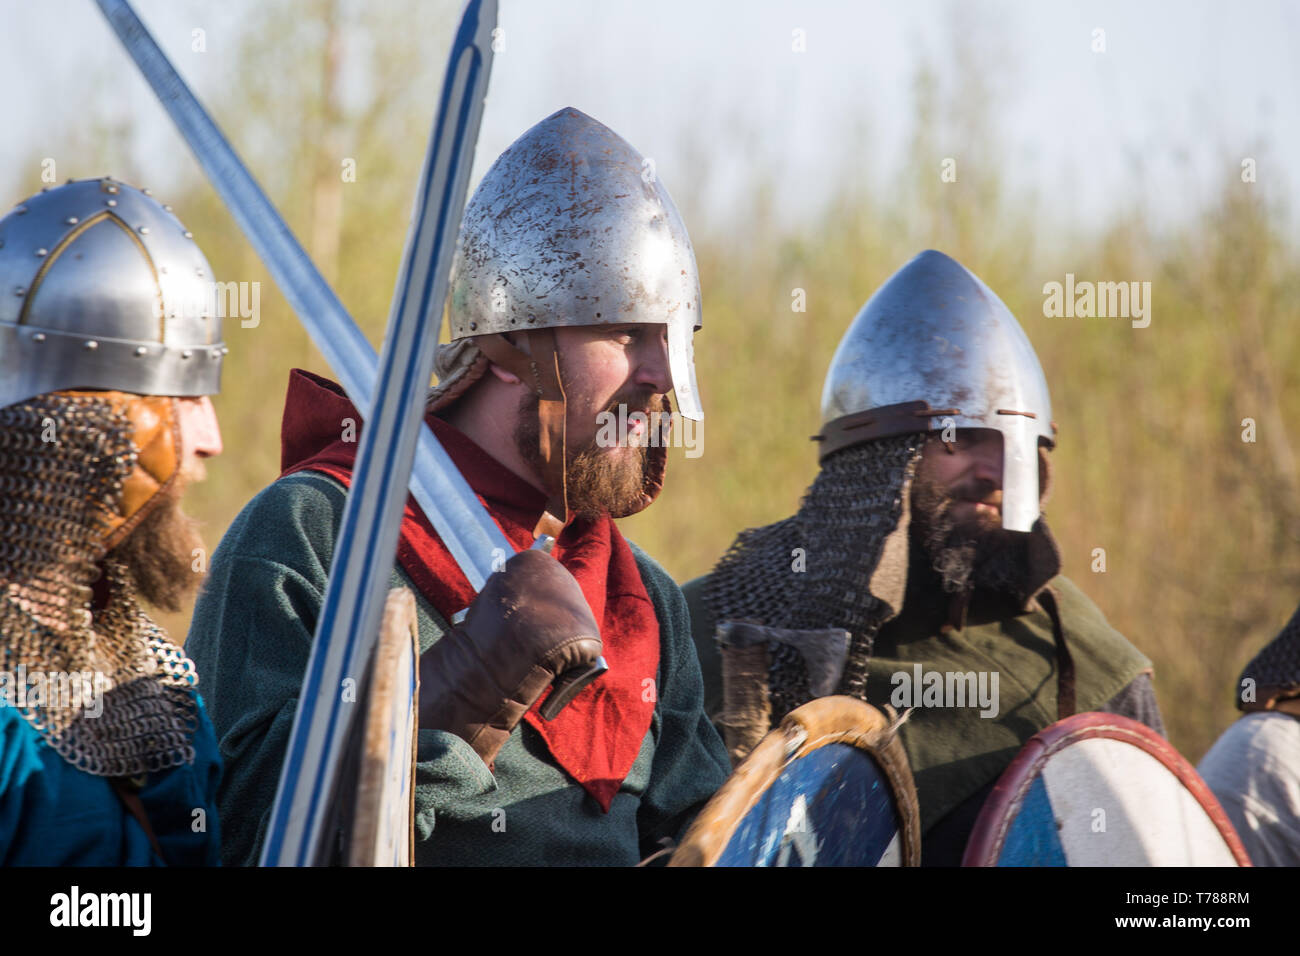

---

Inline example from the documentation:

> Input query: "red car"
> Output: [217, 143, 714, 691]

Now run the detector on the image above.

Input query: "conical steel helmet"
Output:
[0, 178, 225, 408]
[448, 107, 703, 420]
[819, 250, 1054, 532]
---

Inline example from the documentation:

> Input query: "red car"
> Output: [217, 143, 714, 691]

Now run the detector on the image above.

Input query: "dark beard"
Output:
[109, 477, 206, 612]
[513, 389, 655, 521]
[909, 470, 1030, 597]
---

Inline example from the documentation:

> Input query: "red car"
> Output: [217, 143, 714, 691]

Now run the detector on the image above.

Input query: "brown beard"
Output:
[108, 474, 206, 612]
[909, 469, 1031, 596]
[513, 388, 656, 521]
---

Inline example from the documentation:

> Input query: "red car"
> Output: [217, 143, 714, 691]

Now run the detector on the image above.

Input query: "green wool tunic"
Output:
[683, 573, 1153, 838]
[187, 472, 731, 866]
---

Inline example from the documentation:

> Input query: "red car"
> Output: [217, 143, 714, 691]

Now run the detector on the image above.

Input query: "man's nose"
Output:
[185, 396, 223, 458]
[635, 328, 673, 396]
[971, 436, 1003, 486]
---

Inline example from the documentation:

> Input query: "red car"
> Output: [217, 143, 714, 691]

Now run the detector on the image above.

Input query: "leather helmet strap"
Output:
[528, 328, 569, 536]
[476, 331, 569, 537]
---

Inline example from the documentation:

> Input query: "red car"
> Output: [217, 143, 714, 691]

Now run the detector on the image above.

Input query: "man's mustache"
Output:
[598, 389, 664, 420]
[949, 480, 1002, 508]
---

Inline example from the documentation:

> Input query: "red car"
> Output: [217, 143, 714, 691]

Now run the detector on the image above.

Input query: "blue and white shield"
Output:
[670, 696, 920, 867]
[963, 712, 1252, 867]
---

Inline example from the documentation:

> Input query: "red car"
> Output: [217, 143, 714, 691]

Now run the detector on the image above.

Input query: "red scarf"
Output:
[278, 370, 659, 812]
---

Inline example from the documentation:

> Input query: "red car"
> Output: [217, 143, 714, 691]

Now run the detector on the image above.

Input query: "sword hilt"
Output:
[540, 656, 609, 721]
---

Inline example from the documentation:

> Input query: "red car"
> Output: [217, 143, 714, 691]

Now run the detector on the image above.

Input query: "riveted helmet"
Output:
[818, 250, 1054, 532]
[0, 177, 225, 406]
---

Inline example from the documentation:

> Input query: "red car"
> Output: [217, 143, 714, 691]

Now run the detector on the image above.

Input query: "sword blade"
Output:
[94, 0, 509, 590]
[260, 0, 498, 866]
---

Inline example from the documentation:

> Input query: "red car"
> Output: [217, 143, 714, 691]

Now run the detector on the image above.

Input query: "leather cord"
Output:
[109, 776, 166, 863]
[1038, 587, 1076, 720]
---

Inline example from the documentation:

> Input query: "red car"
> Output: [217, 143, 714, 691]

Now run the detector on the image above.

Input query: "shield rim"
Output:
[962, 712, 1252, 867]
[669, 695, 921, 867]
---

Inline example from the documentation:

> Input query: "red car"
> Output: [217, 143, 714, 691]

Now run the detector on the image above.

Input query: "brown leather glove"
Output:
[418, 549, 603, 768]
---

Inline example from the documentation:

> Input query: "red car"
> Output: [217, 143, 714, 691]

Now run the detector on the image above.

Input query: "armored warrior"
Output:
[187, 107, 730, 865]
[0, 178, 225, 865]
[683, 250, 1165, 865]
[1198, 603, 1300, 865]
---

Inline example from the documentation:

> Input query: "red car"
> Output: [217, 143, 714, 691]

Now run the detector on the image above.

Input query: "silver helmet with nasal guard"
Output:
[818, 250, 1054, 532]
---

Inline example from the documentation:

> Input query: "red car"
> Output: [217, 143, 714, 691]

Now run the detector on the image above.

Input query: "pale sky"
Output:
[2, 0, 1296, 238]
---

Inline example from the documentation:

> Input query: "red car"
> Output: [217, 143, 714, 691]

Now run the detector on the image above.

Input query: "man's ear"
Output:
[488, 362, 522, 385]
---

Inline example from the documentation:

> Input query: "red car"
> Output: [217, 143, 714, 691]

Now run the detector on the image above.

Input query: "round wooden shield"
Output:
[669, 696, 921, 867]
[347, 587, 420, 867]
[963, 712, 1252, 867]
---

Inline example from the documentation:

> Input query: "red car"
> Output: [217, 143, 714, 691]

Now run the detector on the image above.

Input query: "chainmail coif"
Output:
[0, 394, 199, 777]
[1239, 600, 1300, 708]
[705, 435, 924, 721]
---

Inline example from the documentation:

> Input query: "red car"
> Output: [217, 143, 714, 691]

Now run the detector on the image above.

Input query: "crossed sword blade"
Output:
[95, 0, 504, 865]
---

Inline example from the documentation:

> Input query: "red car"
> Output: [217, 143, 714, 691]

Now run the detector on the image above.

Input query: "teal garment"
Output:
[186, 471, 731, 866]
[0, 691, 223, 866]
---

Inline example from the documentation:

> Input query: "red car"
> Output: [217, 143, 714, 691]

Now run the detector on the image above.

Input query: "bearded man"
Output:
[0, 178, 225, 865]
[683, 250, 1165, 865]
[187, 108, 730, 866]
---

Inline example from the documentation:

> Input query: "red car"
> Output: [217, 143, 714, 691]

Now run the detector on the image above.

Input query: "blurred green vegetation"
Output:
[11, 1, 1297, 764]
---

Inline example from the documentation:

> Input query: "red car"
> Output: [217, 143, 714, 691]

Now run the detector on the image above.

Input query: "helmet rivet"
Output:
[35, 248, 47, 257]
[32, 333, 45, 343]
[14, 287, 25, 296]
[14, 206, 27, 216]
[139, 226, 149, 235]
[106, 199, 117, 207]
[181, 349, 193, 359]
[159, 265, 168, 274]
[40, 187, 48, 193]
[196, 267, 204, 277]
[142, 188, 152, 196]
[105, 184, 119, 194]
[163, 204, 173, 212]
[222, 346, 230, 355]
[134, 346, 148, 357]
[211, 350, 220, 359]
[65, 216, 78, 225]
[469, 321, 477, 331]
[84, 340, 98, 351]
[183, 231, 193, 239]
